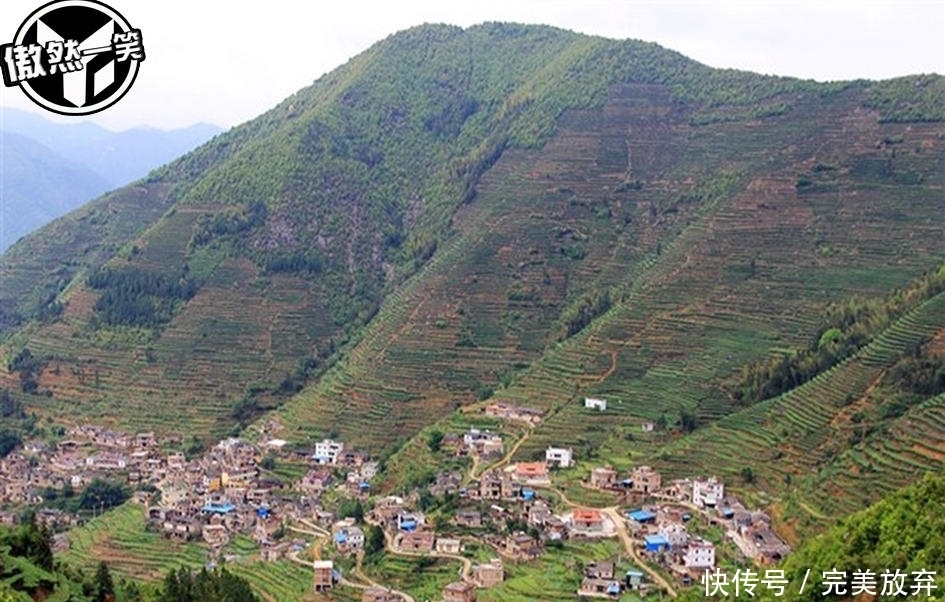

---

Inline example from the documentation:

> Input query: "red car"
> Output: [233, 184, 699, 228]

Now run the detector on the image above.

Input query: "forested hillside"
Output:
[0, 23, 941, 529]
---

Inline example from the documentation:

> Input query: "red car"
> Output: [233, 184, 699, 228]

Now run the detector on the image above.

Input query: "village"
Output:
[0, 397, 793, 601]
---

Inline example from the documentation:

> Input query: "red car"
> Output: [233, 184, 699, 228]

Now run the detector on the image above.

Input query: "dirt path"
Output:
[602, 506, 678, 598]
[535, 484, 678, 598]
[477, 427, 532, 478]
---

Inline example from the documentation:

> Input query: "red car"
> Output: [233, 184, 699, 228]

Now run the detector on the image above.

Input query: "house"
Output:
[506, 532, 542, 561]
[739, 524, 792, 564]
[545, 446, 574, 468]
[473, 558, 504, 587]
[692, 477, 724, 508]
[312, 560, 334, 592]
[333, 524, 365, 553]
[500, 477, 522, 500]
[483, 402, 543, 425]
[313, 439, 344, 465]
[625, 569, 646, 590]
[641, 421, 655, 432]
[513, 462, 550, 484]
[630, 466, 662, 494]
[585, 560, 615, 580]
[396, 512, 425, 532]
[298, 468, 333, 494]
[626, 509, 656, 525]
[362, 588, 404, 602]
[429, 471, 463, 497]
[659, 522, 689, 548]
[201, 525, 230, 547]
[682, 539, 715, 569]
[570, 508, 605, 536]
[261, 541, 291, 562]
[644, 533, 670, 553]
[584, 397, 607, 411]
[436, 537, 462, 554]
[471, 472, 503, 499]
[579, 578, 622, 598]
[442, 581, 477, 602]
[462, 429, 504, 458]
[453, 508, 483, 528]
[543, 515, 569, 541]
[397, 530, 435, 553]
[527, 500, 552, 526]
[590, 466, 617, 489]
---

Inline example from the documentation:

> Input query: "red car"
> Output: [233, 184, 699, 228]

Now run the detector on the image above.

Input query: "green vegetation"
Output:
[733, 265, 945, 404]
[755, 475, 945, 602]
[0, 28, 941, 600]
[87, 266, 197, 329]
[154, 567, 259, 602]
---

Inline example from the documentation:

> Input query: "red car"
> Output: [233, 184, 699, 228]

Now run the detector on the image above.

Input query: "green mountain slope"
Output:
[762, 474, 944, 602]
[0, 22, 942, 478]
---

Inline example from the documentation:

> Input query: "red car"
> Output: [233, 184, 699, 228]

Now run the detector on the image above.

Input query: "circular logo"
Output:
[2, 0, 145, 116]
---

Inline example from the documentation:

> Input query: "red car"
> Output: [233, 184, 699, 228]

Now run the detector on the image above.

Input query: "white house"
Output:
[692, 477, 725, 508]
[584, 397, 607, 411]
[545, 446, 574, 468]
[313, 439, 344, 465]
[683, 539, 716, 569]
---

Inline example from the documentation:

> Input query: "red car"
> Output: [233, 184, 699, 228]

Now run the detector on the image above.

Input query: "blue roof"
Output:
[335, 532, 347, 543]
[607, 582, 621, 594]
[626, 569, 645, 577]
[628, 509, 656, 522]
[201, 502, 235, 514]
[644, 534, 669, 545]
[359, 482, 371, 489]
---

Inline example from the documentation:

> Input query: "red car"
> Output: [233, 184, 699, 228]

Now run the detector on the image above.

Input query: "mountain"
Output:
[0, 107, 222, 187]
[0, 131, 112, 250]
[0, 109, 221, 251]
[0, 22, 942, 530]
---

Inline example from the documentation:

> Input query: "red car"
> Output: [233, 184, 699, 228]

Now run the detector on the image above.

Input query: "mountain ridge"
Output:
[0, 22, 941, 532]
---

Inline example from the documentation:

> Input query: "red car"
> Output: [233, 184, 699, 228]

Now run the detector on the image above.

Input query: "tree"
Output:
[426, 430, 444, 453]
[678, 408, 697, 433]
[740, 466, 755, 484]
[365, 524, 385, 557]
[93, 561, 114, 602]
[338, 498, 364, 523]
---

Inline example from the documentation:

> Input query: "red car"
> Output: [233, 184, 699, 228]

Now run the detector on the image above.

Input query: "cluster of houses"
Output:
[578, 560, 649, 599]
[587, 466, 793, 582]
[441, 428, 504, 460]
[0, 425, 178, 508]
[0, 409, 799, 600]
[144, 435, 379, 562]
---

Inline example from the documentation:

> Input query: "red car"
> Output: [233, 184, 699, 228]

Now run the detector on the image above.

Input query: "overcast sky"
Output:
[1, 0, 943, 131]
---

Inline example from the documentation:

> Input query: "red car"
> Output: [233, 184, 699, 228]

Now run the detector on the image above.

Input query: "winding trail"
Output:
[534, 484, 679, 598]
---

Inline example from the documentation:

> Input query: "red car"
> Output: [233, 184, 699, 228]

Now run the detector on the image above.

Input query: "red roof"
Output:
[573, 508, 602, 523]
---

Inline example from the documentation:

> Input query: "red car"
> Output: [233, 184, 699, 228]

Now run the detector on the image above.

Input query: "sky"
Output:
[0, 0, 943, 131]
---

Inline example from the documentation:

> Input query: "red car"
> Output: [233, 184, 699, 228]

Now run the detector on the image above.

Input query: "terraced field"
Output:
[650, 290, 945, 517]
[60, 503, 335, 601]
[1, 242, 343, 439]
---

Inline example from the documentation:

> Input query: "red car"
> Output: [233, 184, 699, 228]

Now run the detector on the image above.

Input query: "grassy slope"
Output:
[0, 22, 940, 528]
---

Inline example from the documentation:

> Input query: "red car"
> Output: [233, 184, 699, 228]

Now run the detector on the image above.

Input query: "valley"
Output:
[0, 22, 942, 602]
